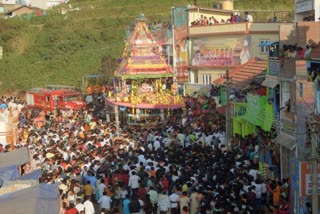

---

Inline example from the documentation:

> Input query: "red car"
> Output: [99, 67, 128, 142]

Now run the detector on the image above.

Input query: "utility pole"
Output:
[310, 121, 319, 214]
[225, 69, 232, 151]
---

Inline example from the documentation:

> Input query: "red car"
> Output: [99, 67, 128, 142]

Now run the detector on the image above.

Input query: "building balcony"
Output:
[268, 57, 280, 76]
[188, 22, 293, 37]
[279, 111, 296, 135]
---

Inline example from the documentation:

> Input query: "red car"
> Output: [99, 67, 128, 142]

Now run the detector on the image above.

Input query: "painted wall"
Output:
[190, 33, 278, 69]
[197, 69, 225, 84]
[251, 34, 279, 59]
[191, 35, 252, 66]
[30, 0, 46, 10]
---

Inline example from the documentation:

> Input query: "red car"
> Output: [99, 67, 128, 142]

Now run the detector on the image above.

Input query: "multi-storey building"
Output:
[248, 20, 320, 213]
[171, 2, 319, 212]
[183, 6, 292, 85]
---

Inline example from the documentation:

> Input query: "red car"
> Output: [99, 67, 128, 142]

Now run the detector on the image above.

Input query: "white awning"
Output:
[262, 79, 278, 88]
[274, 133, 296, 150]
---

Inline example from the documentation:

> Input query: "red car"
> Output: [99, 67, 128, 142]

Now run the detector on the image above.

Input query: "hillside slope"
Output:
[0, 0, 293, 94]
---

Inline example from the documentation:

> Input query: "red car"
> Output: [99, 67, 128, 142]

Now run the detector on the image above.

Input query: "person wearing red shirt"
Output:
[136, 184, 147, 200]
[161, 174, 169, 192]
[66, 203, 79, 214]
[121, 171, 130, 186]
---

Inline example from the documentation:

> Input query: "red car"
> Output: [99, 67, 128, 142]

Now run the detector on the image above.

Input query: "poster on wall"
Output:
[191, 36, 252, 66]
[300, 161, 320, 196]
[172, 7, 189, 83]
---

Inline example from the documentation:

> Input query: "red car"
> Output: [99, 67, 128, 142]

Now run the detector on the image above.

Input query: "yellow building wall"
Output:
[251, 34, 279, 60]
[197, 69, 226, 85]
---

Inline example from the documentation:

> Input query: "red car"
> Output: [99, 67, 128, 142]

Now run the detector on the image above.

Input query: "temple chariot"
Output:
[106, 14, 185, 127]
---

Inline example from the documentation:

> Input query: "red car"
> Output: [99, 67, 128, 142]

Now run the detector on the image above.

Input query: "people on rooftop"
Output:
[190, 11, 253, 26]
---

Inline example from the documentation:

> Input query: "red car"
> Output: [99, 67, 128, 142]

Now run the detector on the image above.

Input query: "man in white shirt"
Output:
[147, 142, 153, 151]
[153, 138, 161, 151]
[169, 189, 180, 214]
[248, 168, 260, 180]
[162, 136, 172, 147]
[158, 191, 170, 213]
[57, 146, 69, 161]
[98, 191, 112, 211]
[59, 180, 68, 195]
[176, 131, 186, 147]
[75, 198, 85, 213]
[83, 196, 95, 214]
[244, 11, 253, 22]
[137, 153, 146, 165]
[128, 171, 140, 196]
[97, 178, 106, 199]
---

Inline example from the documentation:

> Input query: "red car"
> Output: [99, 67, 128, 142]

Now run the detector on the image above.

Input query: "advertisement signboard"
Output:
[172, 7, 189, 83]
[300, 162, 320, 196]
[191, 36, 252, 67]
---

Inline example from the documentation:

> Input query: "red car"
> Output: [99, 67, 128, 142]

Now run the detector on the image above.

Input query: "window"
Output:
[259, 40, 270, 53]
[202, 74, 212, 85]
[218, 73, 225, 78]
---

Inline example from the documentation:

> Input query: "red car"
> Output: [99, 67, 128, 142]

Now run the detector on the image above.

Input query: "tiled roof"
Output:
[214, 58, 267, 89]
[10, 5, 41, 12]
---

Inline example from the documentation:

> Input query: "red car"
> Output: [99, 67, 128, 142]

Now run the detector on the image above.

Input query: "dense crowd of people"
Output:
[0, 94, 290, 214]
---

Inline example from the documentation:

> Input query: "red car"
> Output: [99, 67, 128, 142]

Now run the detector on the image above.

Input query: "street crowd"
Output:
[0, 94, 290, 214]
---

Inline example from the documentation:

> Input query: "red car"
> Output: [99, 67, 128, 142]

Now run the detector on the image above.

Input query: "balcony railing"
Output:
[279, 111, 296, 135]
[189, 22, 247, 35]
[188, 22, 294, 36]
[268, 57, 280, 76]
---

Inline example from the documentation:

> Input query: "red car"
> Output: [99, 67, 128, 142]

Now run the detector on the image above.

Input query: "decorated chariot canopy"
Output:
[107, 14, 185, 111]
[114, 14, 173, 80]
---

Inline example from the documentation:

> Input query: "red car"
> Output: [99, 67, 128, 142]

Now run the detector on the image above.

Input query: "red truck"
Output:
[25, 85, 86, 113]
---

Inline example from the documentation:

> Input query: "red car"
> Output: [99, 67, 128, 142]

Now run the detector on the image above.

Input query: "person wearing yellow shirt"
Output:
[181, 183, 188, 193]
[84, 181, 94, 199]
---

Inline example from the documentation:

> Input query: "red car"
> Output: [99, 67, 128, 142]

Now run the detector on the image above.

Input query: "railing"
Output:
[188, 22, 294, 36]
[268, 57, 280, 76]
[279, 111, 296, 135]
[189, 22, 247, 35]
[273, 112, 280, 133]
